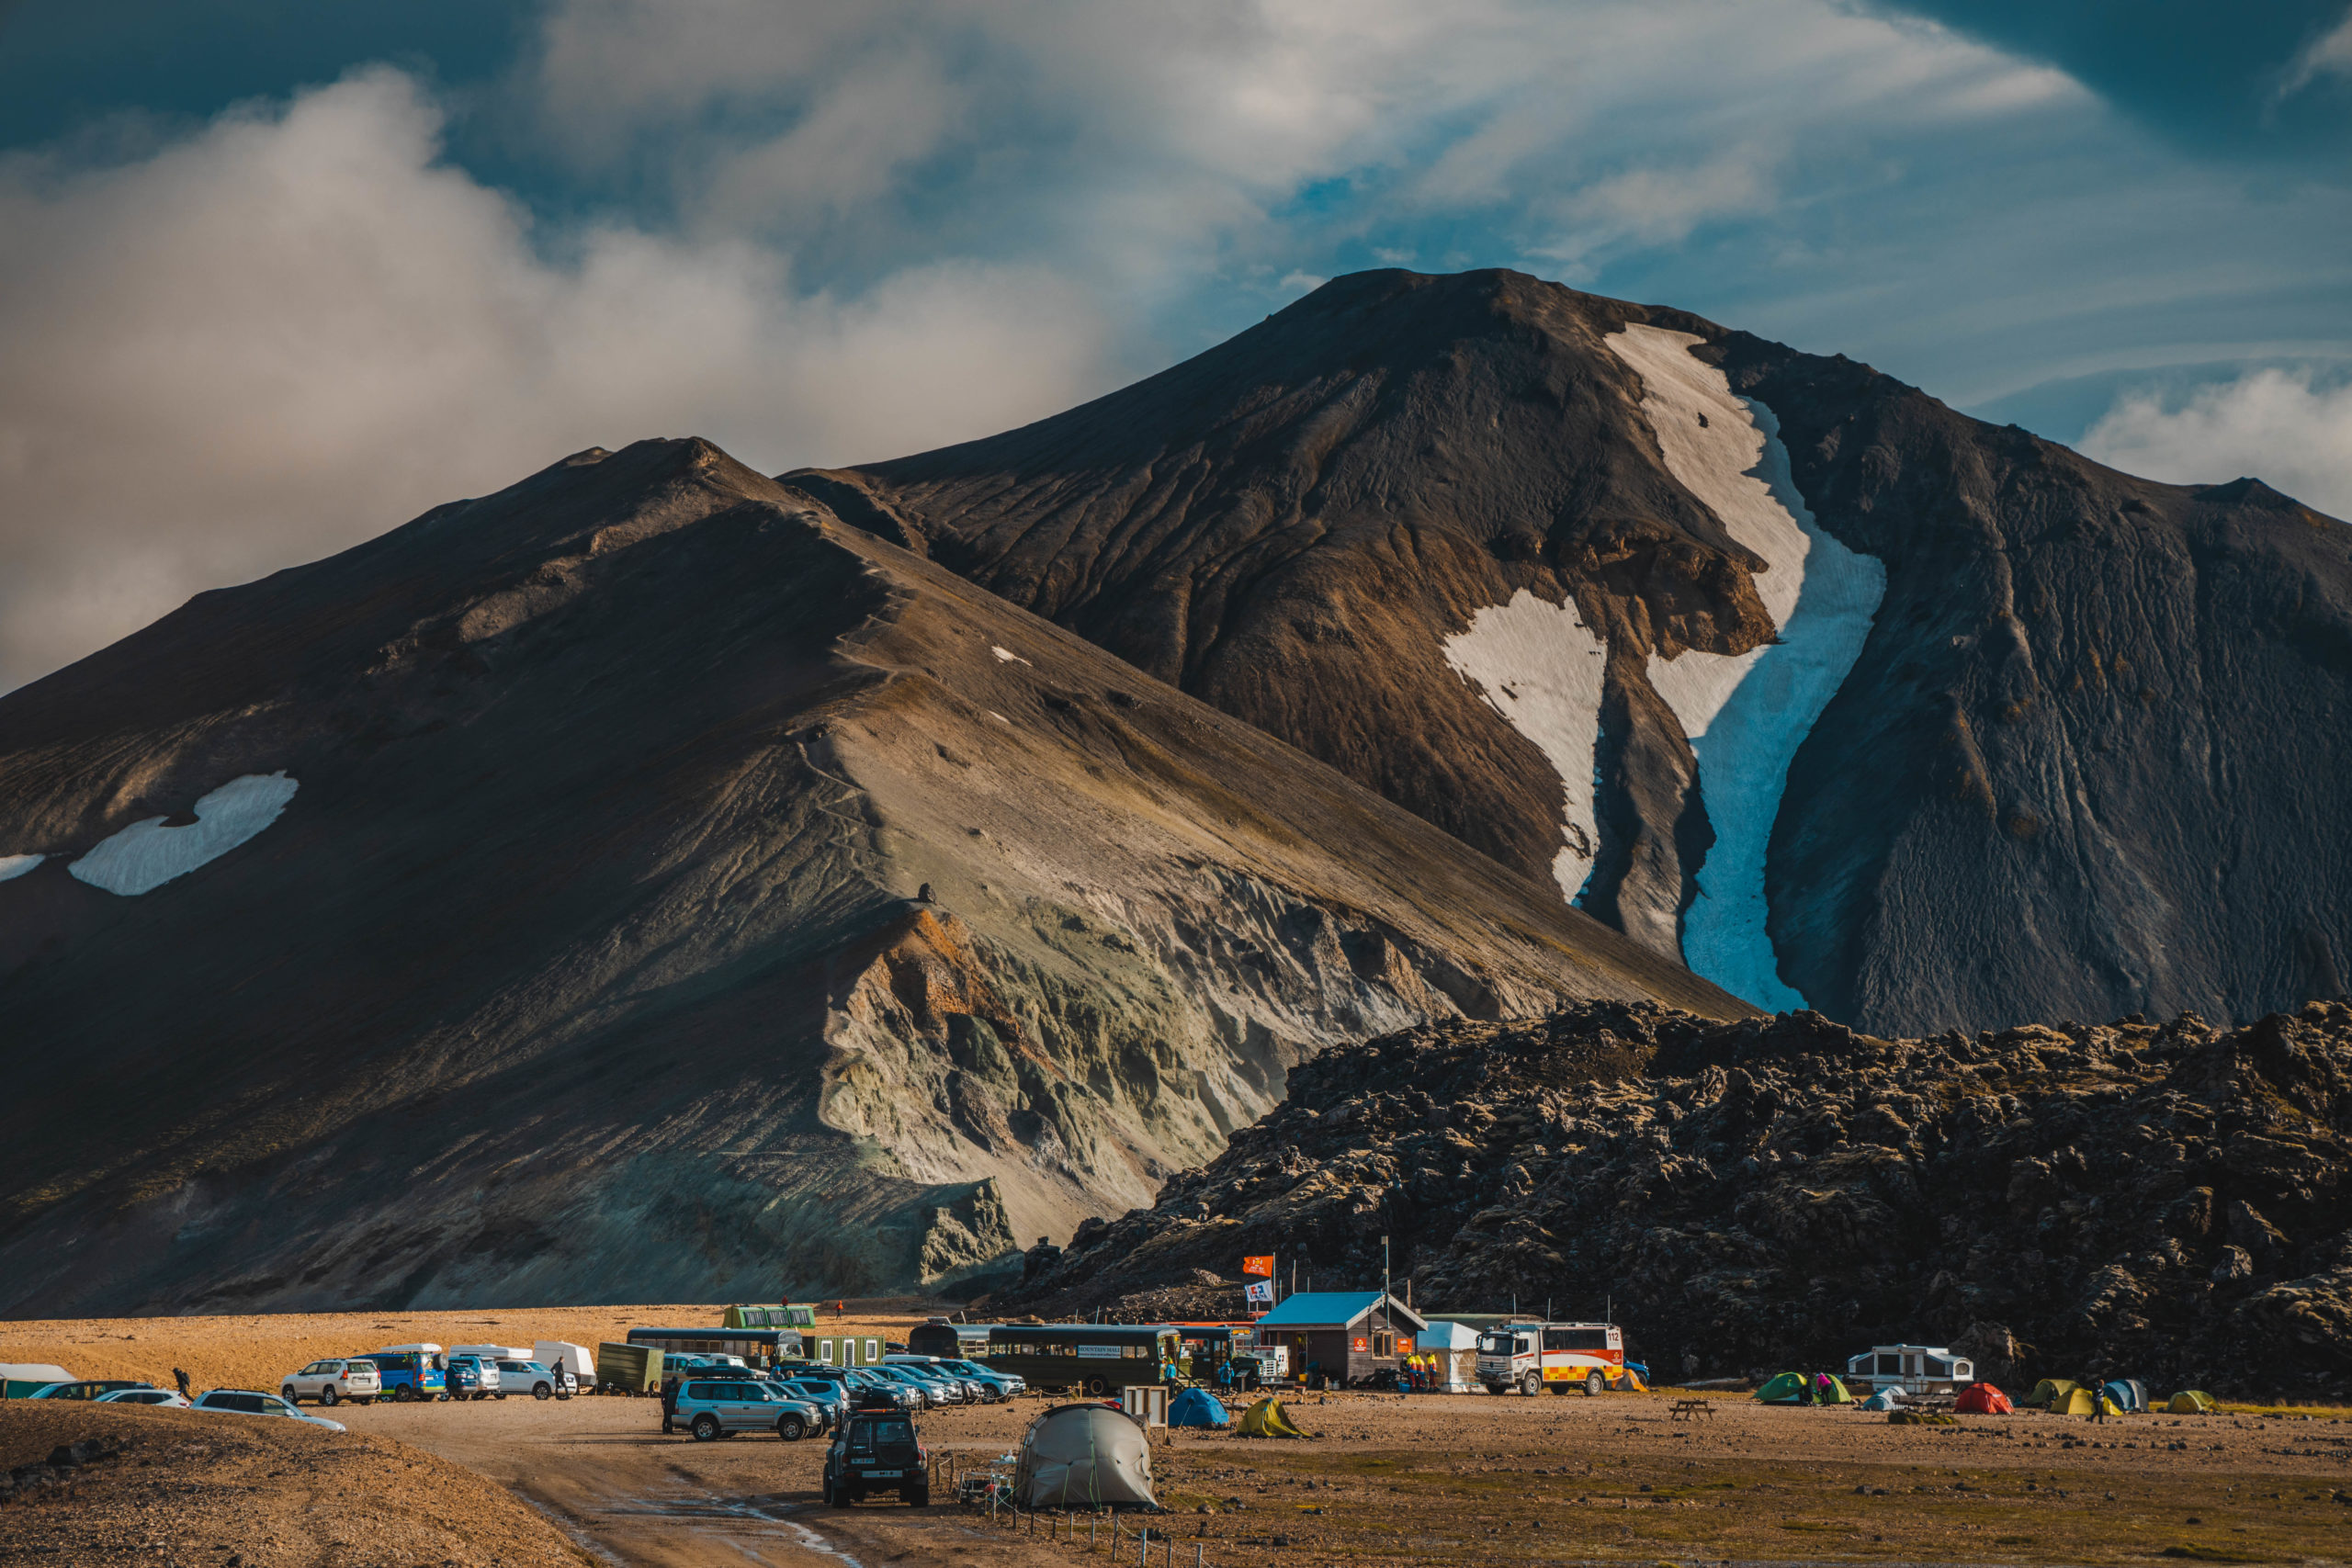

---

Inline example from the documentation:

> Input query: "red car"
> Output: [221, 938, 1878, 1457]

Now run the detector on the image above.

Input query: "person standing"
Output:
[661, 1374, 680, 1435]
[173, 1367, 191, 1400]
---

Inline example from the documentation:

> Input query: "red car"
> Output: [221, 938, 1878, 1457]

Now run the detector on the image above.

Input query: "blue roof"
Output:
[1254, 1292, 1425, 1330]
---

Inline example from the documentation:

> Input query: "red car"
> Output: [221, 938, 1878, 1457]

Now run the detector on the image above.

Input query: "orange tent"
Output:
[1954, 1382, 2013, 1415]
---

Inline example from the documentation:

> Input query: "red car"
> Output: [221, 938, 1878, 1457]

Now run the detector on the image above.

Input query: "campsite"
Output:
[6, 1299, 2350, 1567]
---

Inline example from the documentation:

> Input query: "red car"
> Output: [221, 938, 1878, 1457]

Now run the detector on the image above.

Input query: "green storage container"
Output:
[723, 1304, 818, 1329]
[595, 1341, 663, 1394]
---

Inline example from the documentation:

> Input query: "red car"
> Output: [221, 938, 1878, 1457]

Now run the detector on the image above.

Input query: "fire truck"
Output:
[1475, 1322, 1633, 1396]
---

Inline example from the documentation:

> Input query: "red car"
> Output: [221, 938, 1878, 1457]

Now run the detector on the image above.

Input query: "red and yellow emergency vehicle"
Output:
[1474, 1322, 1639, 1395]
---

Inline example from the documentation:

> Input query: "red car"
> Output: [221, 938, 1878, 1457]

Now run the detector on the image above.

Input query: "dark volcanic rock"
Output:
[1006, 998, 2352, 1397]
[0, 438, 1738, 1315]
[823, 268, 2352, 1034]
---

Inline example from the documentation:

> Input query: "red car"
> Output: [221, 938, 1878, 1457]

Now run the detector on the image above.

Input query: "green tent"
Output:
[1755, 1372, 1852, 1405]
[2166, 1390, 2216, 1414]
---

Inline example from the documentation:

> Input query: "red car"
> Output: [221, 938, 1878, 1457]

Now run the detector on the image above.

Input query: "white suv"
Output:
[281, 1359, 382, 1407]
[493, 1359, 569, 1399]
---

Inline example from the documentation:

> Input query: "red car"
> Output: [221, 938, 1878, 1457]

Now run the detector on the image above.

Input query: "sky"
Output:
[2, 0, 2348, 694]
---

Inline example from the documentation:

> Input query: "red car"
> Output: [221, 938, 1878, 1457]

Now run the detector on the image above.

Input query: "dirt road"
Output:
[332, 1388, 2352, 1568]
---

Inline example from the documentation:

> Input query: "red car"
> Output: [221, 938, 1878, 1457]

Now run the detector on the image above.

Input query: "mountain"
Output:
[809, 268, 2352, 1034]
[0, 437, 1739, 1315]
[1005, 998, 2352, 1400]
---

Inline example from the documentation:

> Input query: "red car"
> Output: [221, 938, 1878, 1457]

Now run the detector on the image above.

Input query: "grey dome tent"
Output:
[1016, 1404, 1158, 1508]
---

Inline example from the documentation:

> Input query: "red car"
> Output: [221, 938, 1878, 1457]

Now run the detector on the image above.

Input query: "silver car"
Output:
[281, 1359, 382, 1407]
[194, 1388, 347, 1432]
[447, 1354, 503, 1400]
[673, 1376, 824, 1441]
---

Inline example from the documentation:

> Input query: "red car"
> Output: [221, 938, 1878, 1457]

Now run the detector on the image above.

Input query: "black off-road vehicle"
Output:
[822, 1411, 927, 1507]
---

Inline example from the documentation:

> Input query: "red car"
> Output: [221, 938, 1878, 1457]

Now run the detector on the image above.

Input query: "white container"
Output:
[449, 1344, 529, 1361]
[535, 1341, 594, 1378]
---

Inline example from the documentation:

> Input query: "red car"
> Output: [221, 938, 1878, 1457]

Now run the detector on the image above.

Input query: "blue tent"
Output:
[2100, 1380, 2146, 1413]
[1170, 1388, 1228, 1427]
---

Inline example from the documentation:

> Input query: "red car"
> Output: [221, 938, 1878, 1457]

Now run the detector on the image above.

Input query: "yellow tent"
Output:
[1621, 1368, 1648, 1393]
[2166, 1390, 2216, 1414]
[1238, 1397, 1309, 1438]
[2029, 1379, 2078, 1408]
[2058, 1386, 2098, 1416]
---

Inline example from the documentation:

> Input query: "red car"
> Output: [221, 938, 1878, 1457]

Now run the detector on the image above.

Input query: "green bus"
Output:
[971, 1324, 1181, 1396]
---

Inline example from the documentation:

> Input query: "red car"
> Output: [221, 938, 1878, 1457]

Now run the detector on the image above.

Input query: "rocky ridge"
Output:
[1006, 999, 2352, 1397]
[0, 437, 1736, 1314]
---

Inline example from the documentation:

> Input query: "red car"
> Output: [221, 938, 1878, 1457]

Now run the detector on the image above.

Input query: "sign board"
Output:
[1122, 1383, 1169, 1427]
[1351, 1337, 1368, 1352]
[1242, 1256, 1274, 1277]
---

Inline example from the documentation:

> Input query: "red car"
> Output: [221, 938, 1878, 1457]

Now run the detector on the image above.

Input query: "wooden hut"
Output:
[1252, 1292, 1427, 1387]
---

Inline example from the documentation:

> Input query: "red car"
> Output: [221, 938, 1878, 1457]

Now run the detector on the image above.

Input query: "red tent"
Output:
[1954, 1382, 2013, 1415]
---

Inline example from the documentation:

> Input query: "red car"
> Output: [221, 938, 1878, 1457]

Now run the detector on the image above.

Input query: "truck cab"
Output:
[1476, 1322, 1627, 1396]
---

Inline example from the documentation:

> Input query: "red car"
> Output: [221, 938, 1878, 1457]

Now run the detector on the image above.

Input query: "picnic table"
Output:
[1668, 1398, 1715, 1421]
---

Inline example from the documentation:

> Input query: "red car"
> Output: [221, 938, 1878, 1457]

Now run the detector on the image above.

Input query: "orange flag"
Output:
[1242, 1256, 1274, 1278]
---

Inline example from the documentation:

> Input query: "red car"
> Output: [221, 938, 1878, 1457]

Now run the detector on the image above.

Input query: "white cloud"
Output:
[5, 0, 2347, 694]
[2279, 8, 2352, 99]
[2081, 368, 2352, 519]
[0, 69, 1109, 692]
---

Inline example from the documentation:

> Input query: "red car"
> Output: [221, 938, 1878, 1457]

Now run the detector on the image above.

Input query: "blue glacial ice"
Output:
[1606, 325, 1885, 1011]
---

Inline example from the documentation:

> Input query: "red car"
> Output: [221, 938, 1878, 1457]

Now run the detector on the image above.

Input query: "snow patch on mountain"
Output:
[69, 773, 300, 897]
[1441, 588, 1610, 899]
[0, 853, 41, 882]
[1607, 324, 1884, 1010]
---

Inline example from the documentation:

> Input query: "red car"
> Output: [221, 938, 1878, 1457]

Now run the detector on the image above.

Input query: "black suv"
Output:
[821, 1411, 927, 1507]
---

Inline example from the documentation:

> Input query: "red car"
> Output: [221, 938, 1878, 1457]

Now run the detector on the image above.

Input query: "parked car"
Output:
[281, 1359, 382, 1407]
[96, 1388, 191, 1408]
[865, 1365, 950, 1406]
[822, 1410, 927, 1506]
[360, 1348, 447, 1403]
[882, 1356, 989, 1403]
[24, 1380, 153, 1401]
[932, 1359, 1023, 1401]
[492, 1359, 569, 1400]
[899, 1363, 980, 1404]
[193, 1388, 347, 1431]
[854, 1369, 922, 1411]
[797, 1365, 917, 1412]
[444, 1355, 500, 1401]
[672, 1376, 824, 1441]
[773, 1376, 847, 1431]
